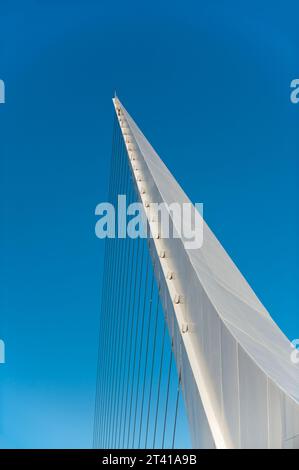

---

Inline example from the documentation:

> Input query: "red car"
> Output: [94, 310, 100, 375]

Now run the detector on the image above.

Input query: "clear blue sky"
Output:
[0, 0, 298, 448]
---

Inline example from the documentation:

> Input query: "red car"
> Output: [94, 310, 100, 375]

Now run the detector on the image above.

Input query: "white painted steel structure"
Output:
[113, 97, 299, 449]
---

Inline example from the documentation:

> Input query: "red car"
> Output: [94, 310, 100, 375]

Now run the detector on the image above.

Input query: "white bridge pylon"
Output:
[113, 97, 299, 449]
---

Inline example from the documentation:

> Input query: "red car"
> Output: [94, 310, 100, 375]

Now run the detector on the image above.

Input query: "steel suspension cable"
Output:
[110, 144, 132, 447]
[162, 345, 173, 449]
[93, 112, 118, 447]
[105, 132, 131, 447]
[101, 123, 123, 448]
[121, 224, 140, 447]
[106, 131, 129, 447]
[112, 153, 133, 448]
[137, 261, 156, 448]
[172, 371, 181, 449]
[131, 242, 150, 448]
[144, 289, 161, 448]
[126, 237, 145, 447]
[116, 173, 135, 448]
[152, 318, 166, 448]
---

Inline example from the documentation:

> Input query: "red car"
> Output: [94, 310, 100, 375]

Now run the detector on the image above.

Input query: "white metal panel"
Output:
[238, 346, 268, 448]
[221, 322, 240, 448]
[283, 394, 299, 445]
[113, 97, 299, 449]
[268, 379, 283, 449]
